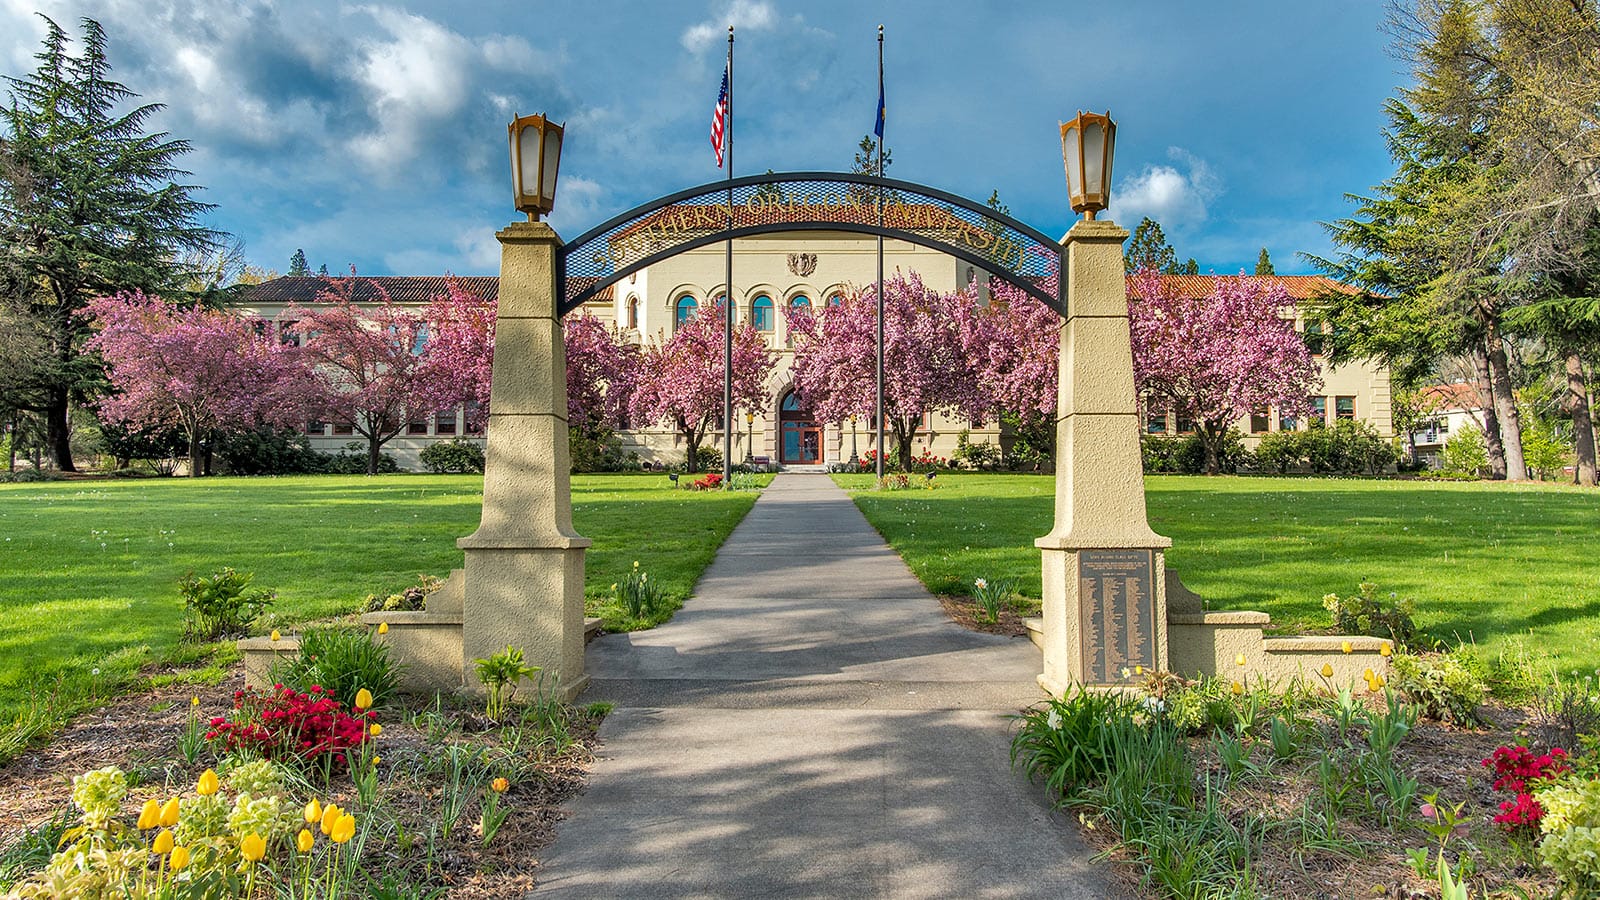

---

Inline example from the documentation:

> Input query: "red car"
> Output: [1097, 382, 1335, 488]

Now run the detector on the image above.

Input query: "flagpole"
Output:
[874, 24, 886, 482]
[722, 25, 734, 488]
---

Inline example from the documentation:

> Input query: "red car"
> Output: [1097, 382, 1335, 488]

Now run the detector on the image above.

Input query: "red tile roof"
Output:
[1139, 274, 1360, 300]
[236, 276, 612, 307]
[1421, 382, 1485, 411]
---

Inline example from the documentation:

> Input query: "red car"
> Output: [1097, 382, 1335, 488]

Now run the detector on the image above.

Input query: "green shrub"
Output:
[569, 426, 633, 473]
[419, 438, 485, 474]
[363, 574, 442, 613]
[1535, 776, 1600, 894]
[1388, 650, 1485, 725]
[271, 626, 401, 709]
[1011, 687, 1143, 801]
[686, 444, 722, 473]
[1253, 430, 1305, 474]
[1533, 671, 1600, 748]
[1321, 581, 1418, 647]
[1141, 429, 1249, 474]
[179, 568, 274, 642]
[215, 426, 325, 475]
[952, 430, 1002, 471]
[473, 645, 539, 721]
[318, 446, 401, 474]
[1441, 424, 1488, 477]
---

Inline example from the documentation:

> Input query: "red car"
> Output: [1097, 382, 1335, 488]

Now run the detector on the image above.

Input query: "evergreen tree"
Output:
[1255, 248, 1275, 276]
[317, 264, 329, 277]
[1181, 259, 1200, 275]
[288, 249, 310, 277]
[1125, 217, 1177, 274]
[851, 135, 891, 176]
[0, 16, 221, 471]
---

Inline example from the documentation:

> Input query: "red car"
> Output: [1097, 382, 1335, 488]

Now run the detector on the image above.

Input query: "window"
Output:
[435, 411, 458, 435]
[407, 421, 429, 435]
[1176, 412, 1196, 434]
[465, 401, 484, 434]
[333, 423, 355, 436]
[306, 421, 326, 436]
[1279, 413, 1298, 432]
[790, 294, 811, 311]
[1437, 417, 1449, 433]
[627, 297, 639, 329]
[411, 325, 428, 356]
[278, 321, 300, 346]
[1335, 396, 1355, 420]
[1309, 396, 1327, 426]
[1146, 411, 1168, 434]
[675, 295, 697, 329]
[751, 295, 773, 331]
[1304, 324, 1326, 356]
[827, 293, 844, 307]
[1250, 409, 1270, 433]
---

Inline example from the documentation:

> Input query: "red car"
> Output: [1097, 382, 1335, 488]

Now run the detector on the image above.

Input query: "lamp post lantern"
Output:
[1060, 111, 1116, 220]
[509, 113, 564, 220]
[849, 415, 858, 465]
[745, 412, 755, 461]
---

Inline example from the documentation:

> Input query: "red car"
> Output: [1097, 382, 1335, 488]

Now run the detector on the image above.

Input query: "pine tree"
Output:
[1125, 217, 1177, 274]
[1181, 259, 1200, 275]
[1255, 248, 1275, 276]
[0, 16, 221, 470]
[851, 135, 891, 176]
[288, 249, 310, 277]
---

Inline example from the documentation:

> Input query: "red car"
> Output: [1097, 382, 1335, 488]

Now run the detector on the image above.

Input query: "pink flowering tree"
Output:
[289, 278, 459, 474]
[1129, 271, 1321, 474]
[957, 279, 1060, 464]
[85, 291, 313, 476]
[565, 314, 640, 433]
[421, 278, 497, 430]
[788, 273, 988, 472]
[628, 304, 775, 473]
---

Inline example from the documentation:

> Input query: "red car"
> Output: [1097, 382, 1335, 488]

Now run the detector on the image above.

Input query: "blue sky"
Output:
[1, 1, 1405, 278]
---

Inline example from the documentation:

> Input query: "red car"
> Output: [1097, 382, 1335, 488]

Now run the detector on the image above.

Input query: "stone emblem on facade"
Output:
[787, 252, 818, 277]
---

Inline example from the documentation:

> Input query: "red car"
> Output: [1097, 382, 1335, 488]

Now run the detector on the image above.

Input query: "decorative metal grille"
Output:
[557, 172, 1064, 316]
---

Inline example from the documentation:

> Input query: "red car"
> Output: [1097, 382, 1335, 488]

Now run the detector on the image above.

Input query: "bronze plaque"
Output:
[1078, 549, 1157, 684]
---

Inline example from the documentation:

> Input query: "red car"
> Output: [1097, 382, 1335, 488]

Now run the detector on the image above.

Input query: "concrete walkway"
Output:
[536, 474, 1122, 899]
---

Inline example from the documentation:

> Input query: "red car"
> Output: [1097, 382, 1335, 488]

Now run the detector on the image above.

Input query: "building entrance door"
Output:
[779, 391, 822, 464]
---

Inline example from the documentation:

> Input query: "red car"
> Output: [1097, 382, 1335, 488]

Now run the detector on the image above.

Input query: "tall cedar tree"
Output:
[1255, 248, 1275, 276]
[0, 17, 220, 470]
[1125, 217, 1177, 274]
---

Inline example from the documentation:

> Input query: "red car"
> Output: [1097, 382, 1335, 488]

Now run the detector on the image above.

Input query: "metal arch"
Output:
[556, 171, 1065, 317]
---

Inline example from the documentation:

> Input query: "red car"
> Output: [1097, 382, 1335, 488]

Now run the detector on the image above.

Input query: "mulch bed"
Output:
[936, 594, 1036, 638]
[0, 666, 600, 898]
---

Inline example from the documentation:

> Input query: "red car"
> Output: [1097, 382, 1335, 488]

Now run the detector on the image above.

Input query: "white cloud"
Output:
[1109, 146, 1222, 230]
[681, 0, 778, 53]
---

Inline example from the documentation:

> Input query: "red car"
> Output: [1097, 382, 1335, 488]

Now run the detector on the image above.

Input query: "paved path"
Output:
[536, 474, 1122, 899]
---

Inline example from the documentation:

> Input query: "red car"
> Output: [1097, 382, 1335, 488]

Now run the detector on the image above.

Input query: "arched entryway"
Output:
[778, 390, 822, 465]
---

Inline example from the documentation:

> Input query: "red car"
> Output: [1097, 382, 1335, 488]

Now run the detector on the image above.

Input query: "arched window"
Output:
[675, 295, 697, 329]
[627, 296, 639, 329]
[790, 294, 811, 311]
[751, 295, 773, 331]
[827, 294, 843, 307]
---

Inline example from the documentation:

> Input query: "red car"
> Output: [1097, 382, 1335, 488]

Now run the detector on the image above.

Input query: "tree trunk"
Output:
[187, 431, 204, 478]
[1200, 424, 1223, 475]
[6, 412, 15, 473]
[681, 419, 701, 473]
[893, 418, 916, 472]
[1485, 325, 1527, 481]
[1568, 352, 1597, 487]
[1470, 341, 1507, 479]
[45, 389, 76, 472]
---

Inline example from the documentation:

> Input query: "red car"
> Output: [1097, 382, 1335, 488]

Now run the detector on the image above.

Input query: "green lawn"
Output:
[0, 473, 760, 722]
[835, 473, 1600, 672]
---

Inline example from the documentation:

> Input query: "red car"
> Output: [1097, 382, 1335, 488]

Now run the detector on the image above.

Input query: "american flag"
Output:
[710, 65, 729, 168]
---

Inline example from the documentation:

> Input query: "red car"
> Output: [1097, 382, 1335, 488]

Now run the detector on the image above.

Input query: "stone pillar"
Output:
[1035, 219, 1172, 696]
[458, 221, 591, 701]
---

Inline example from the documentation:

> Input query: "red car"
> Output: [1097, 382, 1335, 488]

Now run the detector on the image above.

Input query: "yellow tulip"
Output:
[152, 829, 174, 855]
[270, 629, 281, 642]
[170, 846, 191, 871]
[321, 803, 341, 836]
[190, 696, 200, 707]
[1373, 674, 1386, 688]
[377, 622, 389, 635]
[196, 769, 219, 796]
[354, 688, 374, 710]
[1230, 681, 1244, 696]
[633, 560, 639, 569]
[297, 828, 315, 853]
[304, 798, 322, 824]
[369, 722, 383, 737]
[330, 813, 356, 844]
[1134, 665, 1144, 675]
[1235, 653, 1247, 667]
[1363, 668, 1375, 681]
[1367, 679, 1381, 693]
[160, 797, 180, 828]
[1319, 663, 1334, 679]
[372, 755, 382, 765]
[137, 798, 161, 830]
[1340, 640, 1353, 654]
[492, 777, 509, 793]
[1380, 643, 1393, 657]
[240, 833, 266, 863]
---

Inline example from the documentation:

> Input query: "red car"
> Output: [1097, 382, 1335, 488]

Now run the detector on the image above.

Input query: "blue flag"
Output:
[873, 81, 884, 139]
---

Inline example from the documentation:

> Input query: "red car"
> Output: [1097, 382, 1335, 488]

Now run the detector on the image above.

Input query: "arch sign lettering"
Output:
[557, 171, 1065, 317]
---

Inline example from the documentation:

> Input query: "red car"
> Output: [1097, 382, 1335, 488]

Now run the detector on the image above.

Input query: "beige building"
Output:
[234, 241, 1391, 470]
